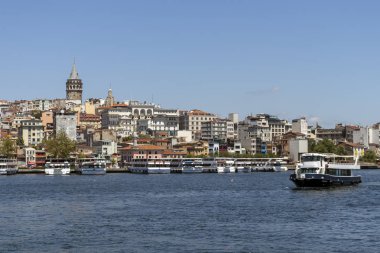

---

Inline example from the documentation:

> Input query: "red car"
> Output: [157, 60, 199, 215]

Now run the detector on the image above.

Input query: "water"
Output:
[1, 170, 380, 252]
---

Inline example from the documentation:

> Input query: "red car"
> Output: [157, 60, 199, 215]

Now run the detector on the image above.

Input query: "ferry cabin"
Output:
[128, 158, 171, 174]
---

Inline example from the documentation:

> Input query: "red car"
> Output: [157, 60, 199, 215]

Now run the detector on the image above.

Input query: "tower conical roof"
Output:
[69, 63, 80, 79]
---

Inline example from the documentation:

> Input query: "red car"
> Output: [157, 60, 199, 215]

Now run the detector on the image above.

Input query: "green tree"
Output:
[360, 150, 377, 163]
[335, 146, 348, 155]
[310, 139, 337, 154]
[43, 131, 76, 158]
[31, 110, 42, 119]
[16, 137, 24, 147]
[0, 136, 16, 158]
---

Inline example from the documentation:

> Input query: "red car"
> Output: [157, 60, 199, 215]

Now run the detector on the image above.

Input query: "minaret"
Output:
[66, 62, 83, 102]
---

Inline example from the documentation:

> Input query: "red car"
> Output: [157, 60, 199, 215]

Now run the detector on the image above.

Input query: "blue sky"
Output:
[1, 0, 380, 127]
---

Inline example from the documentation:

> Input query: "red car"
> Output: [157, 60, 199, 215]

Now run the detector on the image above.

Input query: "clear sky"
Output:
[1, 0, 380, 127]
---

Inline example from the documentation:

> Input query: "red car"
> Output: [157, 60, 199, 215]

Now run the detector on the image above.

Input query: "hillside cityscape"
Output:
[0, 62, 377, 167]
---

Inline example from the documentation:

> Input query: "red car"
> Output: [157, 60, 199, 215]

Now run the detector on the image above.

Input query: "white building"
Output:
[94, 140, 118, 157]
[18, 119, 44, 146]
[292, 117, 308, 136]
[353, 127, 379, 148]
[23, 147, 36, 167]
[54, 111, 77, 141]
[101, 102, 179, 138]
[289, 139, 308, 162]
[228, 141, 243, 154]
[176, 130, 193, 143]
[228, 113, 239, 124]
[208, 141, 220, 155]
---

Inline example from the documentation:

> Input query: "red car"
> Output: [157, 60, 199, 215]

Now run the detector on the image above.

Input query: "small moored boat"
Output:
[128, 159, 171, 174]
[216, 159, 236, 173]
[76, 159, 107, 175]
[45, 160, 71, 175]
[0, 158, 18, 175]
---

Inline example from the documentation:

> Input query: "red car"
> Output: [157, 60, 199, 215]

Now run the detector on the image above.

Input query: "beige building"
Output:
[41, 111, 53, 128]
[179, 109, 217, 140]
[79, 113, 101, 129]
[18, 119, 44, 146]
[201, 119, 234, 141]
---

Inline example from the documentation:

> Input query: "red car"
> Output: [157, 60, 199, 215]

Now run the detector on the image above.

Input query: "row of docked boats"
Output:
[0, 157, 288, 176]
[2, 153, 363, 189]
[127, 158, 288, 174]
[44, 159, 107, 175]
[0, 158, 107, 176]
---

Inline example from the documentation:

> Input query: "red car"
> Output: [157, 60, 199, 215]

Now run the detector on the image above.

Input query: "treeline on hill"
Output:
[309, 139, 377, 163]
[0, 131, 76, 159]
[186, 152, 278, 159]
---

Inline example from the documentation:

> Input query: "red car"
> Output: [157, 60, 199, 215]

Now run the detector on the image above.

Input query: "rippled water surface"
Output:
[1, 170, 380, 252]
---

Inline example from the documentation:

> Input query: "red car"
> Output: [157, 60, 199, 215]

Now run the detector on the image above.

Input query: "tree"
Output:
[16, 137, 24, 147]
[360, 150, 377, 163]
[43, 131, 76, 158]
[0, 136, 16, 158]
[309, 139, 337, 154]
[31, 110, 42, 119]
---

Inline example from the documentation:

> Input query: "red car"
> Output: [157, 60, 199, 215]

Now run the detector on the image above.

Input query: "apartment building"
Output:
[179, 109, 217, 140]
[18, 119, 44, 146]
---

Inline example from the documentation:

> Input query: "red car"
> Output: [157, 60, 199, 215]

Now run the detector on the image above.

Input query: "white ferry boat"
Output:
[252, 159, 287, 172]
[201, 158, 218, 173]
[235, 159, 251, 173]
[128, 159, 171, 174]
[272, 160, 288, 172]
[76, 159, 107, 175]
[0, 158, 18, 175]
[290, 153, 361, 187]
[216, 159, 236, 173]
[180, 159, 203, 173]
[45, 161, 71, 175]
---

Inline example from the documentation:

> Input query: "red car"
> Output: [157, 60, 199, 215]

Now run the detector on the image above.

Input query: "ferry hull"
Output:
[182, 167, 203, 173]
[290, 173, 362, 187]
[0, 168, 18, 175]
[236, 167, 250, 173]
[45, 168, 71, 175]
[129, 167, 171, 174]
[217, 167, 236, 173]
[77, 168, 106, 175]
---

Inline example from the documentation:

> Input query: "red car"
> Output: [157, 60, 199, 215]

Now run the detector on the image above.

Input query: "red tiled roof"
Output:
[162, 150, 187, 155]
[119, 144, 165, 151]
[188, 109, 215, 116]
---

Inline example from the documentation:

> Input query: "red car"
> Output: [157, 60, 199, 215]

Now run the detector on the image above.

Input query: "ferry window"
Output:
[300, 168, 317, 173]
[302, 156, 322, 162]
[341, 170, 351, 176]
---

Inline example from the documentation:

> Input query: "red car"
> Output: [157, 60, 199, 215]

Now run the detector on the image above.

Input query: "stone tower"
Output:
[105, 88, 115, 107]
[66, 63, 83, 102]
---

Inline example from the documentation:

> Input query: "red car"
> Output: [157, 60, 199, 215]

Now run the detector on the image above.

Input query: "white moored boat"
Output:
[45, 161, 71, 175]
[0, 158, 18, 175]
[128, 159, 171, 174]
[235, 159, 251, 173]
[76, 159, 107, 175]
[180, 159, 203, 173]
[217, 159, 236, 173]
[201, 158, 218, 173]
